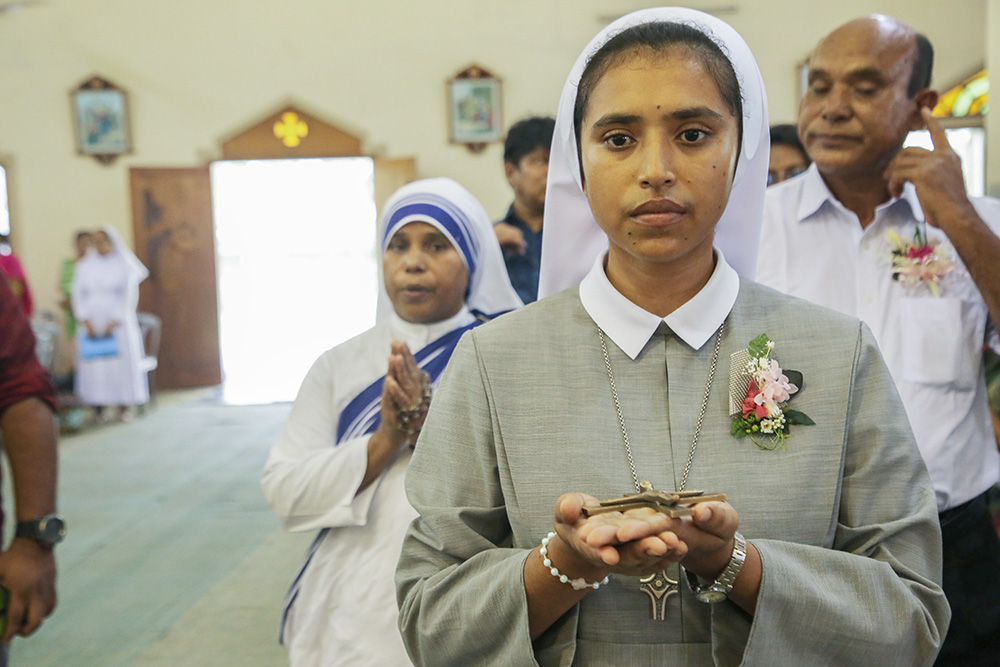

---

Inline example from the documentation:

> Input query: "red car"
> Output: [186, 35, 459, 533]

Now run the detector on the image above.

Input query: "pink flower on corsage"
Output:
[885, 225, 955, 297]
[731, 334, 814, 450]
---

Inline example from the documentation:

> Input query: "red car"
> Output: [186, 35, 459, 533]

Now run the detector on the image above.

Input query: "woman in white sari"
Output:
[396, 8, 949, 666]
[262, 178, 520, 666]
[72, 226, 149, 421]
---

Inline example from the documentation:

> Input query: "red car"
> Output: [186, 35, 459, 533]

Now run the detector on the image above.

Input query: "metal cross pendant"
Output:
[639, 570, 678, 620]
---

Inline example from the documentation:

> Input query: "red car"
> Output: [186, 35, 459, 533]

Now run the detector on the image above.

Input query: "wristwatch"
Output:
[685, 531, 747, 604]
[15, 513, 66, 550]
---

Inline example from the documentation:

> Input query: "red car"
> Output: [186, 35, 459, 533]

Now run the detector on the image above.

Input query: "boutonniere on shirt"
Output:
[885, 225, 956, 297]
[729, 334, 814, 450]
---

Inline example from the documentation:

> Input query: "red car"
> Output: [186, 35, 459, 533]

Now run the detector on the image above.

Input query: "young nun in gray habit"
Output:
[396, 8, 949, 666]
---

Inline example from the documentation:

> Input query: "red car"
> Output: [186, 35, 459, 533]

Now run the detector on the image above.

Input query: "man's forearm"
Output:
[0, 398, 58, 520]
[944, 211, 1000, 330]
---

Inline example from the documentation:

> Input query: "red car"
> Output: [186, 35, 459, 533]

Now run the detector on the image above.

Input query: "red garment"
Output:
[0, 251, 34, 316]
[0, 273, 55, 416]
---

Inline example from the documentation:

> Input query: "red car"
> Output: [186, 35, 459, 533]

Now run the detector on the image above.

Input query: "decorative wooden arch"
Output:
[220, 103, 365, 159]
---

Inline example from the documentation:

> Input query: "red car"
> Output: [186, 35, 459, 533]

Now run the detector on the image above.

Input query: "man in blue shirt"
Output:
[494, 117, 555, 304]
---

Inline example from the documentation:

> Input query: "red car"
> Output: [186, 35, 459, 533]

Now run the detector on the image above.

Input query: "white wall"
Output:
[0, 0, 989, 312]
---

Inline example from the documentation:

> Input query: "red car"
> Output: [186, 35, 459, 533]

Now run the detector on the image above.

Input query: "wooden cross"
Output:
[581, 481, 727, 518]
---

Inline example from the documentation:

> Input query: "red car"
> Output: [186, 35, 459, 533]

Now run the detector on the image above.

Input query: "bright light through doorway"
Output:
[211, 158, 378, 404]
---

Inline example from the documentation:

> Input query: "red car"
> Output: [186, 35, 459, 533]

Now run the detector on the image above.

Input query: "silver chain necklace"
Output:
[596, 320, 725, 620]
[597, 321, 724, 493]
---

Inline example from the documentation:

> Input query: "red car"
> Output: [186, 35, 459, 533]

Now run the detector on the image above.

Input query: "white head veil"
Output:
[79, 224, 149, 283]
[538, 7, 769, 298]
[375, 177, 522, 321]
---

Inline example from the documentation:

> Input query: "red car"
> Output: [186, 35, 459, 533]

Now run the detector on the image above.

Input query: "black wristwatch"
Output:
[15, 513, 66, 550]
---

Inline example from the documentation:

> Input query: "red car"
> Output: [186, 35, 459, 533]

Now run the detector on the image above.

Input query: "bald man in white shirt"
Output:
[757, 16, 1000, 666]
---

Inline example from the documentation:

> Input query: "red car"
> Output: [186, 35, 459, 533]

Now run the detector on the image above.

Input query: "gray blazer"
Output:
[396, 281, 949, 666]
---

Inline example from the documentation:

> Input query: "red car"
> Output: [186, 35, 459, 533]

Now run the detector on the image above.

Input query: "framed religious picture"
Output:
[447, 65, 502, 152]
[71, 76, 133, 164]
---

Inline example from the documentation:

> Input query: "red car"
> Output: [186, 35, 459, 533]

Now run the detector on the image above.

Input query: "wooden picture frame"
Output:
[447, 65, 502, 153]
[72, 76, 132, 164]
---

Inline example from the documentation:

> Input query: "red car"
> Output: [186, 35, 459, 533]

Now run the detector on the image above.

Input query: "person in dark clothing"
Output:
[494, 116, 555, 304]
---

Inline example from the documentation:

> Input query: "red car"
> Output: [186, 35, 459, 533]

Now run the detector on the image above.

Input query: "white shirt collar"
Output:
[797, 163, 925, 223]
[389, 305, 475, 348]
[579, 249, 740, 359]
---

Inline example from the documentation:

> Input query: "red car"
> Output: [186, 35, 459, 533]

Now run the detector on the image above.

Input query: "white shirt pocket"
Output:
[900, 297, 980, 390]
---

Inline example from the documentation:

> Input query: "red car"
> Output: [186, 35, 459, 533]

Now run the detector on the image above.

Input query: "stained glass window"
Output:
[933, 70, 988, 118]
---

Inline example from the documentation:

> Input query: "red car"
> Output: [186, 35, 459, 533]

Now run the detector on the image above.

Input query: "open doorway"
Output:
[210, 157, 378, 404]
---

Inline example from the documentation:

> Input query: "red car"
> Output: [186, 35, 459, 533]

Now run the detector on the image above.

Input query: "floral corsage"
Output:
[729, 334, 814, 450]
[885, 224, 956, 297]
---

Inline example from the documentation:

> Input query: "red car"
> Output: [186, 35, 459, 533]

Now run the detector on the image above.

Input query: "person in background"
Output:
[0, 274, 62, 665]
[767, 123, 810, 186]
[0, 234, 33, 317]
[262, 178, 520, 666]
[72, 227, 149, 423]
[494, 116, 556, 304]
[59, 231, 91, 338]
[757, 15, 1000, 665]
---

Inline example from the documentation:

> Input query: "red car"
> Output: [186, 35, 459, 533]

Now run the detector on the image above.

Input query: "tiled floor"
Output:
[7, 391, 309, 666]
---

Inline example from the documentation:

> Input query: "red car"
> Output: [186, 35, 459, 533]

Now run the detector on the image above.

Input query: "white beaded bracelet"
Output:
[540, 532, 610, 591]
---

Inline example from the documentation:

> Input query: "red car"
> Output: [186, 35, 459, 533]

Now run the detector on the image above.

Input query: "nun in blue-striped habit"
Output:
[261, 177, 522, 666]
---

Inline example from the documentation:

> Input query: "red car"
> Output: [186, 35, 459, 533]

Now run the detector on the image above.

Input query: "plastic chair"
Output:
[136, 312, 161, 411]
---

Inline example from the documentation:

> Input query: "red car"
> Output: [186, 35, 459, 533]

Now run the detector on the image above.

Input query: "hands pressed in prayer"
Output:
[361, 343, 429, 492]
[375, 343, 427, 446]
[551, 492, 740, 580]
[385, 343, 431, 439]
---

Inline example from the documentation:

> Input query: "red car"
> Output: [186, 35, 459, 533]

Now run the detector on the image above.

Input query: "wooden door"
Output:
[129, 167, 222, 388]
[373, 157, 417, 220]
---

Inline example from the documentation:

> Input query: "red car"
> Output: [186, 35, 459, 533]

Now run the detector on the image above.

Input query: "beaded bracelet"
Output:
[540, 532, 610, 591]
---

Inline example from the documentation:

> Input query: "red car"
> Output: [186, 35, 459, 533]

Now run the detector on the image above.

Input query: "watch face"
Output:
[697, 589, 728, 604]
[40, 516, 66, 544]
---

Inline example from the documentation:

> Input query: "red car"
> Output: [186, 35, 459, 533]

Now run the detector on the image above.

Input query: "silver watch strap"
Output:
[685, 531, 747, 603]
